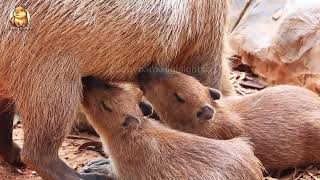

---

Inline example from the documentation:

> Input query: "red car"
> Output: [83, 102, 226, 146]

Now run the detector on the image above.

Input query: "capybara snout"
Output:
[138, 101, 154, 117]
[122, 115, 141, 130]
[197, 104, 215, 121]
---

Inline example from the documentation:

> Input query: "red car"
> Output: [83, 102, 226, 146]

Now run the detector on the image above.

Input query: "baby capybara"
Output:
[0, 1, 233, 179]
[81, 76, 264, 180]
[138, 67, 320, 172]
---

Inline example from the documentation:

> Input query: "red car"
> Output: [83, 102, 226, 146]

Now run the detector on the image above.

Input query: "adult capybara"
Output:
[138, 67, 320, 172]
[0, 0, 232, 179]
[81, 76, 264, 180]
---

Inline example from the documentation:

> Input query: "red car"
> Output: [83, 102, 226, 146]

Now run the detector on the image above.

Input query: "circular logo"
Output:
[9, 5, 30, 28]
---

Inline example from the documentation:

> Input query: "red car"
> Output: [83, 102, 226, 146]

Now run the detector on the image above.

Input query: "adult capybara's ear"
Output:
[122, 116, 141, 130]
[139, 101, 154, 117]
[209, 88, 222, 100]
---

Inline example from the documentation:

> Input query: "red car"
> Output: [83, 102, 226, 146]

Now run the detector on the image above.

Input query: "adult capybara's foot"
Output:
[23, 154, 83, 180]
[80, 158, 115, 180]
[0, 142, 24, 167]
[81, 174, 113, 180]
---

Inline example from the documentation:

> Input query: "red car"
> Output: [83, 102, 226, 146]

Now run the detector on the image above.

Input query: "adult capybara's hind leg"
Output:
[0, 98, 23, 166]
[196, 59, 234, 96]
[11, 57, 83, 180]
[179, 51, 234, 96]
[190, 41, 234, 96]
[218, 59, 235, 96]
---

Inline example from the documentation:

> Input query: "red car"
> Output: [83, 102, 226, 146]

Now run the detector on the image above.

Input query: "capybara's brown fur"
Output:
[138, 67, 320, 172]
[0, 1, 233, 179]
[81, 76, 264, 180]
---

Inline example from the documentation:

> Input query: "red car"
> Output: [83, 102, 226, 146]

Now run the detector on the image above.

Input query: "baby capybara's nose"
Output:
[196, 105, 215, 121]
[138, 66, 169, 86]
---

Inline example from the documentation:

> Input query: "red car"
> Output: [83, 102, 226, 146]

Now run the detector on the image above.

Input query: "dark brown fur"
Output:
[81, 77, 264, 180]
[139, 68, 320, 172]
[0, 1, 233, 179]
[0, 98, 23, 166]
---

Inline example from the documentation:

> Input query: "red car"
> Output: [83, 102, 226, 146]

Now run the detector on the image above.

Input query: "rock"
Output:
[230, 0, 320, 94]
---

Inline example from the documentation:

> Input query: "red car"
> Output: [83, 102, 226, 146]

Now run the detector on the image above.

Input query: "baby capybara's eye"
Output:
[99, 101, 112, 112]
[174, 93, 185, 103]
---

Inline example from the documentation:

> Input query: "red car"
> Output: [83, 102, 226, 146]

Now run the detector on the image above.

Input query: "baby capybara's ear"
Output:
[82, 76, 113, 91]
[209, 88, 222, 100]
[122, 116, 141, 130]
[139, 101, 154, 117]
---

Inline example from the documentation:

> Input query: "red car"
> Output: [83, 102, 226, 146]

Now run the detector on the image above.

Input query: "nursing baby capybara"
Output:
[0, 0, 232, 179]
[138, 67, 320, 172]
[81, 76, 264, 180]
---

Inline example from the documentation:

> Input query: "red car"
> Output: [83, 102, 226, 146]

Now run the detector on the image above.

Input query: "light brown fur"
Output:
[139, 68, 320, 172]
[81, 76, 264, 180]
[0, 1, 233, 179]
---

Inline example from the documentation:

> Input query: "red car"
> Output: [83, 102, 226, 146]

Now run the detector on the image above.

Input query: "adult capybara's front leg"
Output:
[0, 98, 23, 166]
[11, 56, 83, 180]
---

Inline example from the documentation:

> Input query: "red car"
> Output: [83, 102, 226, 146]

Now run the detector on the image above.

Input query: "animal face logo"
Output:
[10, 5, 30, 28]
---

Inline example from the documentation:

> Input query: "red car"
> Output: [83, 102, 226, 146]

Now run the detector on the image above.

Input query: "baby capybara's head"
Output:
[82, 77, 153, 136]
[138, 67, 221, 131]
